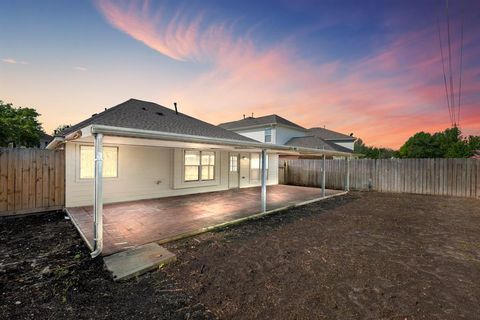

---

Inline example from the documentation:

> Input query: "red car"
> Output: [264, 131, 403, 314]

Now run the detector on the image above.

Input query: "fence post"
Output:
[322, 155, 326, 197]
[345, 157, 350, 191]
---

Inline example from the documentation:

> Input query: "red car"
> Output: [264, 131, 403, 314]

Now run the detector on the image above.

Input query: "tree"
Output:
[398, 126, 478, 158]
[354, 138, 398, 159]
[0, 100, 44, 147]
[53, 124, 71, 135]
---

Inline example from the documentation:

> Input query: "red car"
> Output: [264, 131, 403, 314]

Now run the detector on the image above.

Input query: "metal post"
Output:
[261, 149, 267, 213]
[322, 154, 326, 197]
[345, 156, 350, 191]
[91, 133, 104, 258]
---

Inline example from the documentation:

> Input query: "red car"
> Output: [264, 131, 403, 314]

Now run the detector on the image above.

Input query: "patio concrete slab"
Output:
[67, 185, 343, 256]
[104, 243, 176, 281]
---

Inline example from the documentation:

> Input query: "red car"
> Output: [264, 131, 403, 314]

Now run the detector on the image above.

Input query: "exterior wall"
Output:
[275, 126, 306, 145]
[233, 125, 305, 146]
[331, 141, 355, 151]
[65, 142, 278, 207]
[233, 127, 275, 144]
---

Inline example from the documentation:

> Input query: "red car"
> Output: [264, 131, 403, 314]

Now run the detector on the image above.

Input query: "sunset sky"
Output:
[1, 0, 479, 148]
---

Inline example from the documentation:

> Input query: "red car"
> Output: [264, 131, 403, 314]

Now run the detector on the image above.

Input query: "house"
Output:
[47, 99, 352, 257]
[38, 132, 53, 148]
[219, 114, 356, 158]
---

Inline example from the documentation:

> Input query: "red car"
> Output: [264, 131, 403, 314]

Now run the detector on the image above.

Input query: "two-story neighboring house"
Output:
[219, 114, 356, 158]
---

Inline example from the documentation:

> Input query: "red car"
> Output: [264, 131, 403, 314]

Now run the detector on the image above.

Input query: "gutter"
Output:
[90, 124, 354, 157]
[46, 137, 64, 150]
[45, 130, 83, 150]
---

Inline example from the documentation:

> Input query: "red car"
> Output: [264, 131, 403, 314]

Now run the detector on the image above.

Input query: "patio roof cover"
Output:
[48, 99, 354, 257]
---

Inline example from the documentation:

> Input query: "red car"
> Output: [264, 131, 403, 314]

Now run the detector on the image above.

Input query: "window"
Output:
[184, 150, 200, 181]
[80, 146, 118, 179]
[250, 153, 268, 181]
[184, 150, 215, 182]
[264, 128, 272, 143]
[201, 151, 215, 180]
[229, 155, 238, 172]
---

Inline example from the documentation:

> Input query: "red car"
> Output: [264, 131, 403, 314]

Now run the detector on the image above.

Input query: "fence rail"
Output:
[0, 148, 65, 216]
[280, 158, 480, 199]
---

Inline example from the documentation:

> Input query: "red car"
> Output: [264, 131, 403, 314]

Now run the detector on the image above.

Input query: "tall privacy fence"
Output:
[0, 148, 65, 216]
[280, 158, 480, 199]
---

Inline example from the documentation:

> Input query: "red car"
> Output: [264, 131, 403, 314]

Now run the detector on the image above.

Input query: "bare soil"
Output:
[0, 213, 215, 319]
[2, 192, 480, 319]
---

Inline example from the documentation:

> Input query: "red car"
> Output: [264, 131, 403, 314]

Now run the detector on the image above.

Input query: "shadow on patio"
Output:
[67, 185, 343, 255]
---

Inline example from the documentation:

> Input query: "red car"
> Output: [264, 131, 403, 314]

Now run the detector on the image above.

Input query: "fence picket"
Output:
[282, 158, 479, 199]
[0, 148, 65, 216]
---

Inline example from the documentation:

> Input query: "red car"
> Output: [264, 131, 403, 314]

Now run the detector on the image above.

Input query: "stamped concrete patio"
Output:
[67, 185, 343, 255]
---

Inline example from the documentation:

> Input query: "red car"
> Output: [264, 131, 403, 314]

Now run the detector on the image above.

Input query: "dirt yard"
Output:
[1, 192, 480, 319]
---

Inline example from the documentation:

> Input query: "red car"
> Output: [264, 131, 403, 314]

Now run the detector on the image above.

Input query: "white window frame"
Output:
[79, 145, 119, 180]
[229, 154, 238, 172]
[184, 150, 215, 182]
[264, 127, 272, 143]
[250, 152, 269, 181]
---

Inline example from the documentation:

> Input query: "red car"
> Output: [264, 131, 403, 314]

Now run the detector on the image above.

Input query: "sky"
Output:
[0, 0, 479, 148]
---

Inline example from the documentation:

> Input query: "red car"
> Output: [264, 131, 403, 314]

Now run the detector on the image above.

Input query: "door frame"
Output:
[228, 153, 240, 189]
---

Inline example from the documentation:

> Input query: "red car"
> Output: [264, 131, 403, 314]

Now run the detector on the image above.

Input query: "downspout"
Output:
[261, 149, 267, 213]
[91, 133, 104, 258]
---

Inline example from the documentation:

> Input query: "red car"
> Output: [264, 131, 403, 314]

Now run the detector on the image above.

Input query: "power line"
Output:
[445, 0, 456, 126]
[437, 15, 453, 126]
[457, 0, 464, 126]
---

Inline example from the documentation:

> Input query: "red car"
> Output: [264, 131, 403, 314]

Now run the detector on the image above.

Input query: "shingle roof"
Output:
[285, 136, 353, 153]
[219, 114, 305, 131]
[307, 127, 355, 141]
[58, 99, 256, 143]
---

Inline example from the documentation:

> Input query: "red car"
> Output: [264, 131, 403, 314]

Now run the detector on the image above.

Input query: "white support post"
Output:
[91, 133, 104, 258]
[345, 156, 350, 191]
[322, 154, 326, 197]
[261, 149, 267, 213]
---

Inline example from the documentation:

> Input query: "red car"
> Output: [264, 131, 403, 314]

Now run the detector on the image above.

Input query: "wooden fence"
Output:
[0, 148, 65, 216]
[280, 158, 480, 199]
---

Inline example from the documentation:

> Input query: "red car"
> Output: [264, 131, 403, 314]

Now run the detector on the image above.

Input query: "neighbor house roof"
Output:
[57, 99, 256, 143]
[219, 114, 305, 131]
[40, 132, 53, 141]
[285, 136, 353, 153]
[307, 127, 355, 141]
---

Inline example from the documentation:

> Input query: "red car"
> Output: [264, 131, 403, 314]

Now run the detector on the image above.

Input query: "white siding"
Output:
[234, 125, 306, 146]
[275, 126, 306, 145]
[233, 127, 276, 144]
[65, 142, 278, 207]
[331, 141, 355, 151]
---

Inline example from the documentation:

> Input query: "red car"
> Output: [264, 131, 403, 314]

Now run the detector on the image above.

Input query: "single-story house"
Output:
[219, 114, 356, 158]
[47, 99, 353, 257]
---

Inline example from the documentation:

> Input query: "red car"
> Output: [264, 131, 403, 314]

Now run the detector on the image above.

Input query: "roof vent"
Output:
[174, 102, 178, 115]
[142, 107, 147, 111]
[91, 113, 97, 117]
[156, 112, 164, 116]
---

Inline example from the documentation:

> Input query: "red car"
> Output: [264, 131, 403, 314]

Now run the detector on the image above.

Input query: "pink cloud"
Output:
[2, 58, 28, 65]
[95, 0, 480, 148]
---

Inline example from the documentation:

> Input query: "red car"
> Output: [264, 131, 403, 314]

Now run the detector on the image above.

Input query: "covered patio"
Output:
[67, 185, 344, 255]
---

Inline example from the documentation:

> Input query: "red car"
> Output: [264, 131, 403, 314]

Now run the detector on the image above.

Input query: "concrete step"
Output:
[103, 242, 176, 281]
